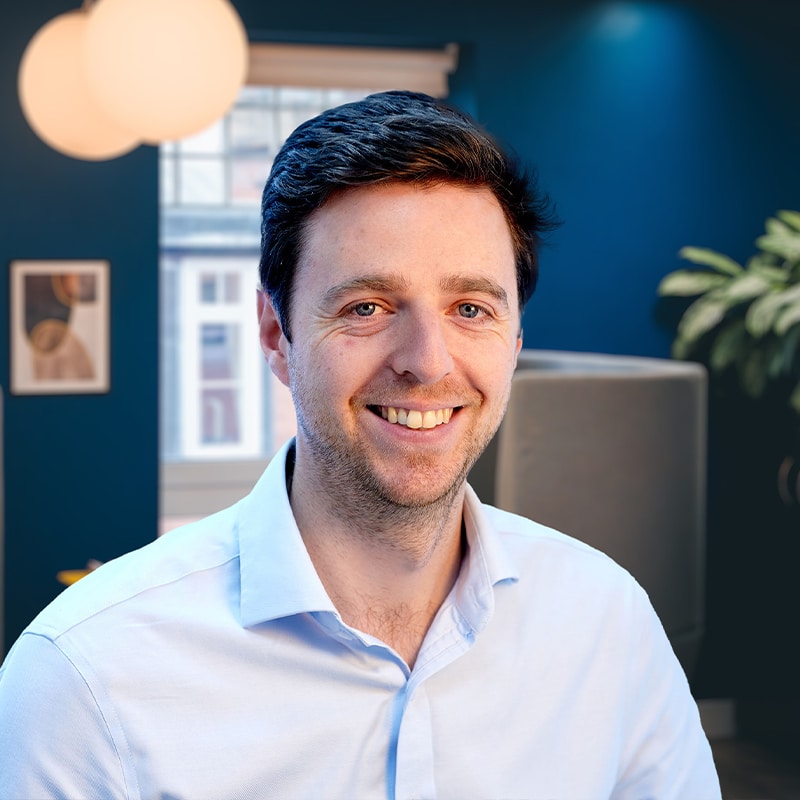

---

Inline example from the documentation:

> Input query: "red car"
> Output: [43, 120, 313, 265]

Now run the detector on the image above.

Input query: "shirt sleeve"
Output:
[612, 587, 722, 800]
[0, 631, 132, 800]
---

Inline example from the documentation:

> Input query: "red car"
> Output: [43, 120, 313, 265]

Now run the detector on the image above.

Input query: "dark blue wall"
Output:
[236, 0, 800, 357]
[0, 1, 159, 654]
[2, 1, 799, 703]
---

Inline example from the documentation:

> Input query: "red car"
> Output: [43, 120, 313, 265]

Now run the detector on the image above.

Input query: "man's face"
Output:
[260, 182, 522, 509]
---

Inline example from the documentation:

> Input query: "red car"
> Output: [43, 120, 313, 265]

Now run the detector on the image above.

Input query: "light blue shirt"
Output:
[0, 440, 720, 799]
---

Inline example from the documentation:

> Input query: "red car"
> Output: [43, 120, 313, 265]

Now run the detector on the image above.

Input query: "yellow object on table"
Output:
[56, 569, 90, 586]
[56, 559, 103, 586]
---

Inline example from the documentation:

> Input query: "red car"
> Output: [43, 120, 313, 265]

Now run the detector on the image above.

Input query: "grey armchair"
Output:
[469, 350, 708, 680]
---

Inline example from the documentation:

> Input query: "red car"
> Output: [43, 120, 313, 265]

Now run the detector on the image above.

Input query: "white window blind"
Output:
[247, 42, 458, 96]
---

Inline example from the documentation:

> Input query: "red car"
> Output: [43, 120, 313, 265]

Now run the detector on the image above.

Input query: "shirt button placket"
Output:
[394, 683, 436, 800]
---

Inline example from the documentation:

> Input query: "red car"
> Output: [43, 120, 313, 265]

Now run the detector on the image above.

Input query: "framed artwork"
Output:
[9, 260, 110, 395]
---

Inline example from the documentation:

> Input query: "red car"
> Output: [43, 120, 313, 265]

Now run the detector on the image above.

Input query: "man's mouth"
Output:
[369, 405, 456, 429]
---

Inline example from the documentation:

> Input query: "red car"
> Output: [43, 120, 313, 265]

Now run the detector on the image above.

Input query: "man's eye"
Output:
[351, 302, 378, 317]
[458, 303, 484, 319]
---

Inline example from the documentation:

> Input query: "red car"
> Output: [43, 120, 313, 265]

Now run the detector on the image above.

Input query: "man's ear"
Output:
[256, 289, 290, 387]
[513, 331, 523, 368]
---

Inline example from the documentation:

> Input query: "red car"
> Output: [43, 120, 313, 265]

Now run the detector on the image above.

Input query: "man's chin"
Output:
[364, 458, 471, 509]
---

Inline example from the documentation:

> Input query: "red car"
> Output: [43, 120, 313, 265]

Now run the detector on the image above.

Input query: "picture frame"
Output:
[9, 259, 110, 395]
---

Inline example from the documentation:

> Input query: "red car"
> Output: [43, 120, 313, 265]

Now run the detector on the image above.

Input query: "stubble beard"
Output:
[290, 389, 504, 544]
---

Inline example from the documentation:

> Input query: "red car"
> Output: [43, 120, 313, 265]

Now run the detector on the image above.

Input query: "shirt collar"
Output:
[237, 439, 519, 631]
[238, 439, 336, 628]
[455, 484, 520, 633]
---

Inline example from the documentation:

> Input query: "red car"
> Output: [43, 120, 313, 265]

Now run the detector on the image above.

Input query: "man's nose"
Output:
[388, 311, 454, 385]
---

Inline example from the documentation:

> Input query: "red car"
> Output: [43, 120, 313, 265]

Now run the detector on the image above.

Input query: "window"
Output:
[159, 44, 458, 527]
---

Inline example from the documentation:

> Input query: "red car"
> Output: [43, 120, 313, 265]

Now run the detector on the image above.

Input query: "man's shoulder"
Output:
[482, 501, 608, 554]
[480, 501, 639, 590]
[26, 502, 243, 644]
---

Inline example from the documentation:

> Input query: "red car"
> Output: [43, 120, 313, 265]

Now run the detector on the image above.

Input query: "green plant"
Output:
[658, 210, 800, 414]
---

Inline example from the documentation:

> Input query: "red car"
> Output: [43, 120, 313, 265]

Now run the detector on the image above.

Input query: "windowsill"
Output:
[160, 459, 267, 518]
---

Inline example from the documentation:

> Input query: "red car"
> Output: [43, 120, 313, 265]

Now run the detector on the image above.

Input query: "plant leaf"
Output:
[677, 295, 730, 344]
[721, 271, 772, 302]
[739, 349, 768, 397]
[779, 325, 800, 377]
[671, 336, 695, 360]
[746, 283, 800, 337]
[766, 337, 789, 379]
[755, 232, 800, 262]
[748, 262, 790, 283]
[679, 246, 743, 276]
[671, 340, 686, 359]
[777, 210, 800, 232]
[709, 320, 748, 372]
[657, 270, 729, 296]
[765, 217, 792, 236]
[747, 252, 782, 270]
[775, 300, 800, 337]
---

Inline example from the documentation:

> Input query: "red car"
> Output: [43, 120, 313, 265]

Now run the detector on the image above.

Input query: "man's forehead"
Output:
[293, 181, 518, 303]
[300, 182, 515, 257]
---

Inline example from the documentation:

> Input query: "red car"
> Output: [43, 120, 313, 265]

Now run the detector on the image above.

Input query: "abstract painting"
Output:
[10, 260, 110, 394]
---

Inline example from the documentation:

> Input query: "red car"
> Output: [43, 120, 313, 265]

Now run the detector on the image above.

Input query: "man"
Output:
[0, 91, 720, 798]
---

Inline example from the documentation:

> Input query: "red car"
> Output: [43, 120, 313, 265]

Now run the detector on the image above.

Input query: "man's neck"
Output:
[287, 447, 467, 668]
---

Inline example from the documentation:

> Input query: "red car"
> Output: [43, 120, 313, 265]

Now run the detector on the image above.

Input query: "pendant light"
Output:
[84, 0, 249, 144]
[17, 0, 248, 160]
[17, 8, 140, 161]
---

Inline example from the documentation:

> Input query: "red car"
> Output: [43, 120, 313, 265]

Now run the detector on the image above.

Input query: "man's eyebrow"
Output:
[439, 274, 510, 308]
[322, 274, 411, 305]
[321, 272, 510, 309]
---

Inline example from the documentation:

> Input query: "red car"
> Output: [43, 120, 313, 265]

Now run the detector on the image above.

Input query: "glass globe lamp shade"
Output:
[17, 10, 140, 161]
[84, 0, 249, 143]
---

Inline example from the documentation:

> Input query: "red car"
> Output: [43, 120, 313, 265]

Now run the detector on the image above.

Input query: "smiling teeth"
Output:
[380, 406, 453, 429]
